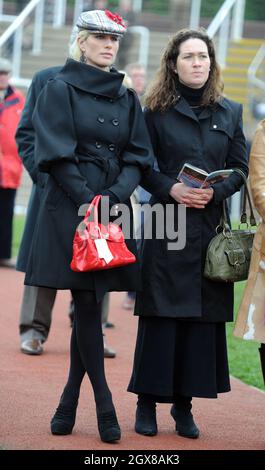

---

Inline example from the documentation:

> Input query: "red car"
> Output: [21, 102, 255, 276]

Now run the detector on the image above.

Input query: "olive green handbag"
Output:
[204, 169, 256, 283]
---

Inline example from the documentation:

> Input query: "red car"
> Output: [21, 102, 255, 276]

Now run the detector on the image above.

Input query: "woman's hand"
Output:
[169, 183, 214, 209]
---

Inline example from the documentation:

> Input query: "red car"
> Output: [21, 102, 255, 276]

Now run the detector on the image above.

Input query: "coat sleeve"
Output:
[101, 90, 154, 203]
[32, 78, 94, 207]
[249, 121, 265, 221]
[15, 74, 39, 183]
[139, 108, 176, 201]
[211, 103, 249, 203]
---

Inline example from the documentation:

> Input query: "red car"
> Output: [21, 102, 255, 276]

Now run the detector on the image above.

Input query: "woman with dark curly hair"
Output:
[128, 29, 248, 439]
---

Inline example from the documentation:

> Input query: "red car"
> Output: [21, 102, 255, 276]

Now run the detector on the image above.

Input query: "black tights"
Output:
[60, 290, 112, 412]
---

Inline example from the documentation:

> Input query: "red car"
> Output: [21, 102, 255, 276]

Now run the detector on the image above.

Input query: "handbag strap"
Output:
[83, 195, 102, 237]
[221, 168, 257, 230]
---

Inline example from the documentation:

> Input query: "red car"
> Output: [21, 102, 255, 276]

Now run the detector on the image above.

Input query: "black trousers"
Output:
[0, 188, 16, 259]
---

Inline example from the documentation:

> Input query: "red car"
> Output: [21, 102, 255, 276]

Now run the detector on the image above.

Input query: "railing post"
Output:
[132, 0, 143, 13]
[0, 1, 3, 16]
[189, 0, 201, 30]
[53, 0, 67, 28]
[33, 0, 44, 55]
[217, 12, 230, 68]
[12, 25, 23, 78]
[231, 0, 245, 41]
[73, 0, 84, 24]
[128, 26, 149, 69]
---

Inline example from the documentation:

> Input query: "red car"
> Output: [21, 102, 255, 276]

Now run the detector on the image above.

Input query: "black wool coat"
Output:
[16, 65, 62, 272]
[136, 97, 248, 322]
[24, 59, 154, 301]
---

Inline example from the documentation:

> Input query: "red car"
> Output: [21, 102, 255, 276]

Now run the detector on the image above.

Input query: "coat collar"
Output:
[173, 96, 202, 121]
[56, 58, 127, 99]
[173, 95, 228, 121]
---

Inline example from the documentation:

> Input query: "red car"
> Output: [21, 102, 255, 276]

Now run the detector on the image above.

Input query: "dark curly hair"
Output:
[145, 28, 224, 112]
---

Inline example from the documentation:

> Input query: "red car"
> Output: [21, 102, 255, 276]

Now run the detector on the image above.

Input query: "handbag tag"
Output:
[94, 238, 114, 264]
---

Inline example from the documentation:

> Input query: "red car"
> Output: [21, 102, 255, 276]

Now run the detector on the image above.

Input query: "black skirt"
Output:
[128, 317, 230, 400]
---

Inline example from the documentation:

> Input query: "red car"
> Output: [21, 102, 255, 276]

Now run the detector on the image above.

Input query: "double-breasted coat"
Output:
[234, 120, 265, 343]
[24, 59, 153, 301]
[136, 96, 248, 323]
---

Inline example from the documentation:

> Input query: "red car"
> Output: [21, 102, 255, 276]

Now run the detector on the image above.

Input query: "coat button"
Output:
[213, 124, 217, 129]
[109, 99, 114, 103]
[95, 142, 102, 149]
[108, 144, 115, 151]
[97, 116, 104, 123]
[112, 119, 119, 126]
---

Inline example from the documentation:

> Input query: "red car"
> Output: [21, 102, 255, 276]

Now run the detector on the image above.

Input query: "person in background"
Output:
[23, 9, 153, 442]
[233, 119, 265, 385]
[16, 65, 61, 355]
[16, 31, 116, 359]
[125, 62, 147, 103]
[0, 58, 25, 268]
[123, 62, 150, 310]
[128, 28, 248, 439]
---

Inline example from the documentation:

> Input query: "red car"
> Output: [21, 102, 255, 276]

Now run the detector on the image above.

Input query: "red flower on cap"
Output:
[105, 9, 126, 28]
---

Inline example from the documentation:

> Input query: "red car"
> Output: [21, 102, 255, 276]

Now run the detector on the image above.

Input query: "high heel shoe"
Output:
[96, 408, 121, 443]
[135, 396, 157, 436]
[170, 404, 199, 439]
[50, 403, 77, 435]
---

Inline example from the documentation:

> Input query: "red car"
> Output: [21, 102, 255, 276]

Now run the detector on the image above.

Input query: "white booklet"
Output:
[177, 163, 233, 188]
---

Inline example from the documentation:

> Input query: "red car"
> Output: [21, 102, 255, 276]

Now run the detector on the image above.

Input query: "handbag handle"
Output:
[221, 168, 257, 231]
[83, 195, 103, 238]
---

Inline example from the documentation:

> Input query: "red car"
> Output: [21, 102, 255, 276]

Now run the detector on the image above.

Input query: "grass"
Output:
[12, 216, 265, 391]
[12, 215, 26, 257]
[227, 281, 265, 391]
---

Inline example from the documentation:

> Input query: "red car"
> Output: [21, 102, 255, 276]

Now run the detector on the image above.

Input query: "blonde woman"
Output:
[24, 10, 153, 442]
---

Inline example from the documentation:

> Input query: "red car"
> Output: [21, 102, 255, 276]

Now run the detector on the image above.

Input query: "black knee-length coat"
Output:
[24, 59, 153, 301]
[136, 97, 248, 322]
[16, 66, 62, 272]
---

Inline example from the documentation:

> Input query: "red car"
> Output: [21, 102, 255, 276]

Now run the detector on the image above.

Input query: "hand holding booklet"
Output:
[177, 163, 233, 188]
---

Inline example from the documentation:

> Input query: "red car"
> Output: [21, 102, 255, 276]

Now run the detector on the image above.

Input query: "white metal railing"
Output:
[207, 0, 246, 68]
[0, 0, 44, 81]
[0, 0, 68, 85]
[189, 0, 201, 30]
[128, 25, 149, 68]
[206, 0, 246, 219]
[247, 43, 265, 138]
[248, 44, 265, 92]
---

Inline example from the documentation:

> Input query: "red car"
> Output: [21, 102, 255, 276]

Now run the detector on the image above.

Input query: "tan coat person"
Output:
[234, 119, 265, 344]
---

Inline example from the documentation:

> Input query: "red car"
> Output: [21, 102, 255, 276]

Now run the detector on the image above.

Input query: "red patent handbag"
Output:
[70, 195, 136, 272]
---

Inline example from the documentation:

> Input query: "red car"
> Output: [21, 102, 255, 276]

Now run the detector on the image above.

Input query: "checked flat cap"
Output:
[76, 9, 127, 37]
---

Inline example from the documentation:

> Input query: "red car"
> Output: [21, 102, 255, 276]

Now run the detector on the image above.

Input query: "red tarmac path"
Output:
[0, 268, 265, 451]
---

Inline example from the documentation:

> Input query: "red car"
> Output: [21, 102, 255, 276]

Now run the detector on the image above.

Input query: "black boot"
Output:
[135, 395, 157, 436]
[96, 408, 121, 443]
[259, 343, 265, 386]
[171, 396, 199, 439]
[51, 403, 78, 435]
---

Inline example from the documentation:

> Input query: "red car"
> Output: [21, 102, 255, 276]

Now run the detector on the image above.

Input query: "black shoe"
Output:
[51, 403, 77, 435]
[170, 404, 199, 439]
[96, 408, 121, 443]
[135, 398, 157, 436]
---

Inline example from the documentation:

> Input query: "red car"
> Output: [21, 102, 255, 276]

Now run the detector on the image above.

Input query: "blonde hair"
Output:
[69, 30, 90, 61]
[120, 71, 133, 88]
